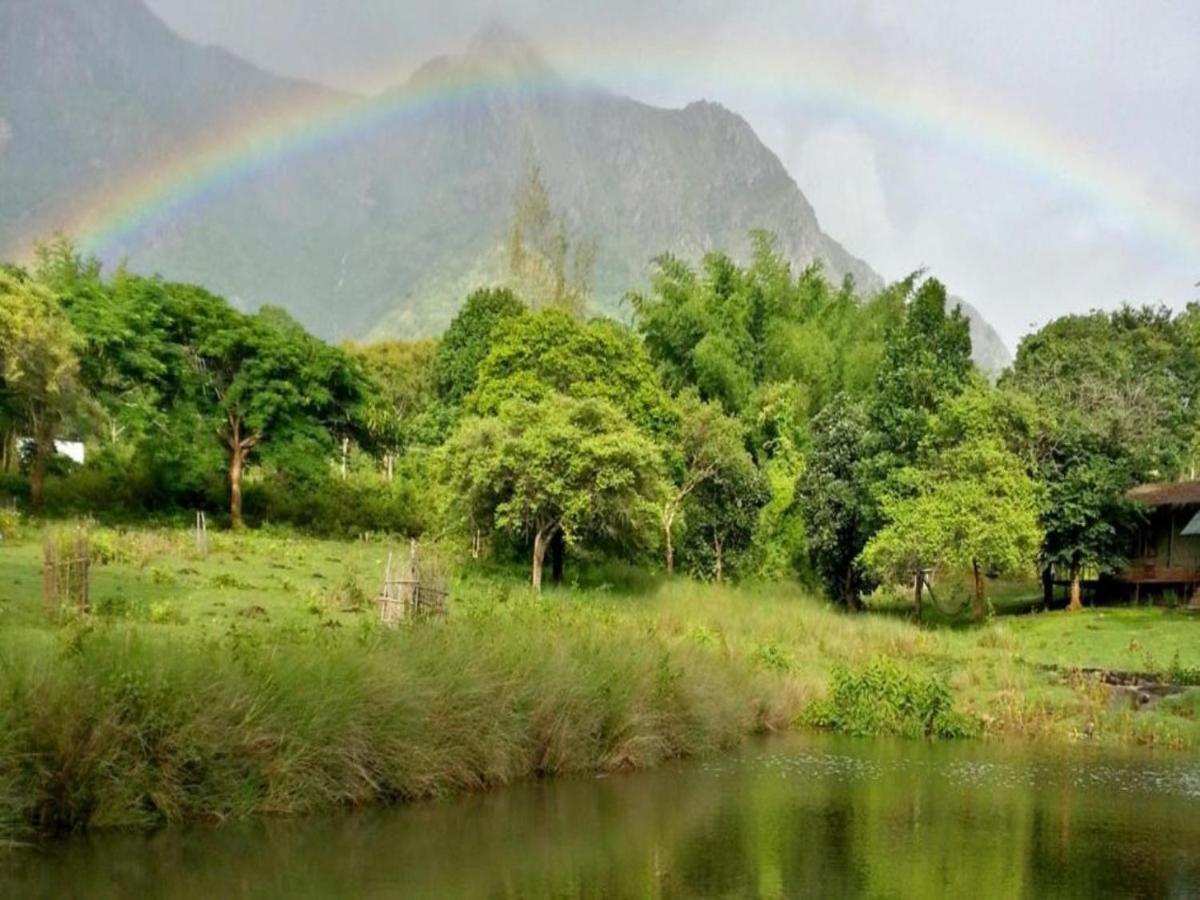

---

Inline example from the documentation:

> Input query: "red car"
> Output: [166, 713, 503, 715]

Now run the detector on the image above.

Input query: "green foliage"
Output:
[869, 277, 974, 467]
[663, 391, 766, 580]
[470, 310, 675, 435]
[243, 468, 427, 537]
[805, 659, 979, 738]
[1006, 305, 1200, 479]
[1167, 651, 1200, 687]
[629, 235, 896, 433]
[797, 395, 875, 606]
[863, 434, 1043, 617]
[748, 452, 809, 581]
[350, 338, 443, 455]
[440, 394, 667, 586]
[431, 287, 527, 406]
[0, 267, 86, 507]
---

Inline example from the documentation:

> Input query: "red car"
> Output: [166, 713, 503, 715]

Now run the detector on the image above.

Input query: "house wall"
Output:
[1133, 505, 1200, 570]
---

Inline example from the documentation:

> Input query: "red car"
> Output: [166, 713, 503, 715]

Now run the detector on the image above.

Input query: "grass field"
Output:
[1, 521, 1198, 840]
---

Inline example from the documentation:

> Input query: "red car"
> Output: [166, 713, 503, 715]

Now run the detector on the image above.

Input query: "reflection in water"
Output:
[5, 733, 1200, 898]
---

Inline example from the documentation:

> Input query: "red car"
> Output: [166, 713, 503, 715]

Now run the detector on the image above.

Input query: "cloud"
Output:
[789, 124, 897, 266]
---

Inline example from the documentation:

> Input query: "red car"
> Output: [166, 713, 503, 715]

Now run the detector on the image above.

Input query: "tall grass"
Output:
[1, 573, 1195, 842]
[0, 584, 817, 838]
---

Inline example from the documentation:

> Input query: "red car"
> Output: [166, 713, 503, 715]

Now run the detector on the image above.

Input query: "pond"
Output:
[5, 732, 1200, 898]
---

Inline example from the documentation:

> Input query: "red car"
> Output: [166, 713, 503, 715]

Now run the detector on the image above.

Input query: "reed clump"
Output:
[0, 585, 816, 838]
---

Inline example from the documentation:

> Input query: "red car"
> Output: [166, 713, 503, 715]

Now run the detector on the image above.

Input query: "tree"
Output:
[863, 436, 1043, 621]
[1040, 434, 1139, 611]
[507, 160, 595, 316]
[869, 277, 973, 466]
[185, 301, 367, 527]
[351, 338, 440, 478]
[629, 234, 903, 429]
[431, 287, 526, 407]
[797, 395, 875, 608]
[470, 310, 675, 436]
[0, 269, 86, 509]
[660, 391, 757, 575]
[440, 395, 665, 589]
[681, 435, 768, 583]
[1003, 306, 1198, 607]
[1005, 306, 1199, 479]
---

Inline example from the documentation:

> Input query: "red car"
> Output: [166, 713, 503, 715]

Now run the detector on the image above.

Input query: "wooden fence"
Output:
[378, 540, 448, 624]
[43, 529, 90, 615]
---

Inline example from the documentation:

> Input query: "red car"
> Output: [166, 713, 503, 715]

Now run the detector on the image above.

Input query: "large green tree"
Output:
[0, 269, 86, 509]
[869, 277, 973, 468]
[470, 310, 675, 435]
[185, 301, 368, 527]
[660, 391, 759, 575]
[863, 436, 1043, 621]
[431, 287, 526, 407]
[680, 435, 768, 583]
[440, 395, 665, 589]
[796, 394, 875, 608]
[1003, 305, 1199, 607]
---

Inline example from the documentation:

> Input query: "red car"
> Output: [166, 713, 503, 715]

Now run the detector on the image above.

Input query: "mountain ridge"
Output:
[0, 2, 1011, 372]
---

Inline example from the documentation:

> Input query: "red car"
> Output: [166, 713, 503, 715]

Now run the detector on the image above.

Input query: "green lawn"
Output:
[0, 526, 391, 633]
[1008, 606, 1200, 673]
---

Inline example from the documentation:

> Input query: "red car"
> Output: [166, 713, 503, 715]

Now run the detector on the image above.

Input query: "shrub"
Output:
[751, 642, 795, 673]
[1167, 651, 1200, 686]
[805, 659, 979, 738]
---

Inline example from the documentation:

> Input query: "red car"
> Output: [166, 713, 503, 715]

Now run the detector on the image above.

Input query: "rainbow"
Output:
[42, 40, 1200, 264]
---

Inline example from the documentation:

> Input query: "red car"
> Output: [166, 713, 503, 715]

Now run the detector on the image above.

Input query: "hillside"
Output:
[0, 4, 1010, 370]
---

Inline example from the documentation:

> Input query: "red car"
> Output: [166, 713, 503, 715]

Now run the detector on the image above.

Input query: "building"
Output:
[1121, 481, 1200, 601]
[16, 438, 86, 465]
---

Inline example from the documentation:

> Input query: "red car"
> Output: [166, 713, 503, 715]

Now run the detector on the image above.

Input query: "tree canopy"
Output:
[440, 395, 665, 589]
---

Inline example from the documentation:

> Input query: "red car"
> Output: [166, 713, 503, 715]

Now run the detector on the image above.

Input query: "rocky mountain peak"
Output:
[463, 20, 554, 79]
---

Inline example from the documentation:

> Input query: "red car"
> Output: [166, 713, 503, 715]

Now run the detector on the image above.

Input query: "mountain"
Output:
[0, 3, 1010, 372]
[0, 0, 339, 253]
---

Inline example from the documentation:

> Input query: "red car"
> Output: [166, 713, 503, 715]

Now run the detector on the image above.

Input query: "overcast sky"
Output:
[144, 0, 1200, 347]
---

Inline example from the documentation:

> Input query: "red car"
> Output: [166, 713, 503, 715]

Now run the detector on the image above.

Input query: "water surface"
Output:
[5, 733, 1200, 898]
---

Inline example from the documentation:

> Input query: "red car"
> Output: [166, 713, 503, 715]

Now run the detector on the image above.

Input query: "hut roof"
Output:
[1128, 481, 1200, 507]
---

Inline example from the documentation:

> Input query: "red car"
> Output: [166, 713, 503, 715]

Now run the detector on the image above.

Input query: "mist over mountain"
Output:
[0, 1, 1010, 371]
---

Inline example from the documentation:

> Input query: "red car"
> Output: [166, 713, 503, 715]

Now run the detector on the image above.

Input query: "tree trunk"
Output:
[531, 524, 556, 592]
[661, 506, 676, 576]
[913, 570, 924, 623]
[29, 429, 51, 512]
[713, 534, 724, 585]
[1068, 561, 1083, 611]
[842, 562, 859, 611]
[229, 441, 245, 530]
[340, 436, 349, 480]
[551, 528, 565, 584]
[1, 428, 15, 473]
[1042, 564, 1054, 608]
[972, 559, 986, 622]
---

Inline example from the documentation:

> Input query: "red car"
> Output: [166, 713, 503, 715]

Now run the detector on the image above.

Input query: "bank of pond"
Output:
[5, 733, 1200, 897]
[0, 526, 1198, 854]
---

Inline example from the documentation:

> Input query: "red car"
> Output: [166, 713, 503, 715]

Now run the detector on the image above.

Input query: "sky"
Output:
[143, 0, 1200, 348]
